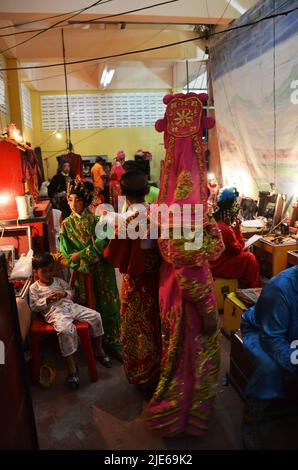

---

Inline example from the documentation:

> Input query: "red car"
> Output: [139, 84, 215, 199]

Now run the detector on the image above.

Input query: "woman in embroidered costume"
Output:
[210, 187, 260, 288]
[147, 93, 224, 436]
[104, 170, 161, 389]
[59, 177, 121, 356]
[109, 150, 125, 210]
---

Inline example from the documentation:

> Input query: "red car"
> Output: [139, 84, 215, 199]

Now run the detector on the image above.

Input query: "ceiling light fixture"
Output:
[229, 0, 247, 15]
[100, 67, 115, 88]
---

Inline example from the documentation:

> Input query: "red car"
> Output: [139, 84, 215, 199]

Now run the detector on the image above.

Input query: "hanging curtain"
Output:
[210, 0, 298, 199]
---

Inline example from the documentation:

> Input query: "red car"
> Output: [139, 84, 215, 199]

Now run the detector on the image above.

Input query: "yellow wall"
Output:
[0, 55, 10, 129]
[22, 84, 34, 145]
[6, 58, 23, 132]
[23, 126, 34, 146]
[1, 56, 33, 142]
[0, 110, 9, 130]
[30, 90, 167, 181]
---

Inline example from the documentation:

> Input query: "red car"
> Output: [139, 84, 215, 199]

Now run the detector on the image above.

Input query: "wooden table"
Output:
[0, 200, 56, 254]
[287, 250, 298, 267]
[254, 237, 298, 278]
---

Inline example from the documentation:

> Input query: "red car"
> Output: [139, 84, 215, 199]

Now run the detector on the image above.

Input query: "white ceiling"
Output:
[0, 0, 259, 91]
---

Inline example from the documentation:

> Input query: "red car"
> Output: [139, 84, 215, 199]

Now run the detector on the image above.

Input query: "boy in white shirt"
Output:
[30, 252, 111, 389]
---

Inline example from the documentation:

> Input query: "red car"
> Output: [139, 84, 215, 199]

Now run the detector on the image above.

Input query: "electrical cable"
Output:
[273, 0, 277, 189]
[1, 2, 294, 73]
[0, 0, 113, 31]
[0, 0, 180, 41]
[0, 0, 108, 55]
[189, 0, 232, 90]
[0, 0, 113, 32]
[207, 0, 289, 194]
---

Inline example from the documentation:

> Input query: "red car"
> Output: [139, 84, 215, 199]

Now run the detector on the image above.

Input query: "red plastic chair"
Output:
[30, 273, 98, 384]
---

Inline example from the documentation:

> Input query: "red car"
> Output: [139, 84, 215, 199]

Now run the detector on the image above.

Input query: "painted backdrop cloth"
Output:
[60, 209, 121, 349]
[241, 266, 298, 400]
[210, 1, 298, 197]
[105, 235, 161, 388]
[147, 93, 224, 436]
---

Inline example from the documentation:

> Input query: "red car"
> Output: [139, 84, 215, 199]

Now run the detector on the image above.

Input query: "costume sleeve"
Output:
[220, 224, 244, 255]
[254, 284, 297, 373]
[233, 226, 245, 249]
[29, 283, 47, 312]
[76, 215, 103, 264]
[59, 222, 73, 259]
[94, 212, 119, 255]
[77, 243, 100, 268]
[59, 222, 83, 271]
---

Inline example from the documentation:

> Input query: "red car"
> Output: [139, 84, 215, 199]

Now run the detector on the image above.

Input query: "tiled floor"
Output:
[30, 333, 241, 450]
[31, 330, 298, 450]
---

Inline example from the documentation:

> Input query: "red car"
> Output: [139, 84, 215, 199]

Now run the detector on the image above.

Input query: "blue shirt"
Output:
[242, 266, 298, 373]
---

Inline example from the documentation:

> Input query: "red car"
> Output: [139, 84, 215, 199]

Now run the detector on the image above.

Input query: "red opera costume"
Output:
[210, 220, 260, 288]
[109, 151, 125, 209]
[105, 232, 161, 388]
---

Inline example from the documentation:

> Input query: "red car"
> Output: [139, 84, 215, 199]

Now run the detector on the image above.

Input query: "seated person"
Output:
[210, 187, 260, 288]
[29, 253, 111, 390]
[241, 266, 298, 448]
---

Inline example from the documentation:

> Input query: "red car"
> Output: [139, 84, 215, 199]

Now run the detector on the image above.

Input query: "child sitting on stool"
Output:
[29, 252, 112, 390]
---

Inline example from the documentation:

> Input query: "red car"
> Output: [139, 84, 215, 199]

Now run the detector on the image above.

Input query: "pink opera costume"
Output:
[147, 92, 224, 437]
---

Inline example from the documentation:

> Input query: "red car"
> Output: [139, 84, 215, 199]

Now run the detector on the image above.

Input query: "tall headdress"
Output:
[115, 150, 125, 162]
[66, 175, 93, 206]
[155, 92, 224, 265]
[215, 187, 239, 222]
[156, 92, 214, 213]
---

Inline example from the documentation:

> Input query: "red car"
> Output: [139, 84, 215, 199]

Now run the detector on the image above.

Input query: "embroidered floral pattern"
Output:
[60, 209, 121, 348]
[166, 96, 203, 137]
[159, 135, 175, 204]
[120, 270, 161, 386]
[174, 170, 193, 200]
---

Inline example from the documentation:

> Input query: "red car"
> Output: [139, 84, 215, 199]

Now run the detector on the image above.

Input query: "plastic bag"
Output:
[10, 249, 33, 279]
[39, 181, 50, 197]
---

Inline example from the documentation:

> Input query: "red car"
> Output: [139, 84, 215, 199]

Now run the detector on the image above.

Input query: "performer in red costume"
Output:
[109, 150, 125, 209]
[210, 187, 260, 288]
[104, 170, 161, 390]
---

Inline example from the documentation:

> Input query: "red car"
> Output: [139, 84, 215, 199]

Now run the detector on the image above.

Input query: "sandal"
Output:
[39, 364, 56, 388]
[67, 365, 80, 390]
[96, 355, 112, 368]
[104, 343, 123, 363]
